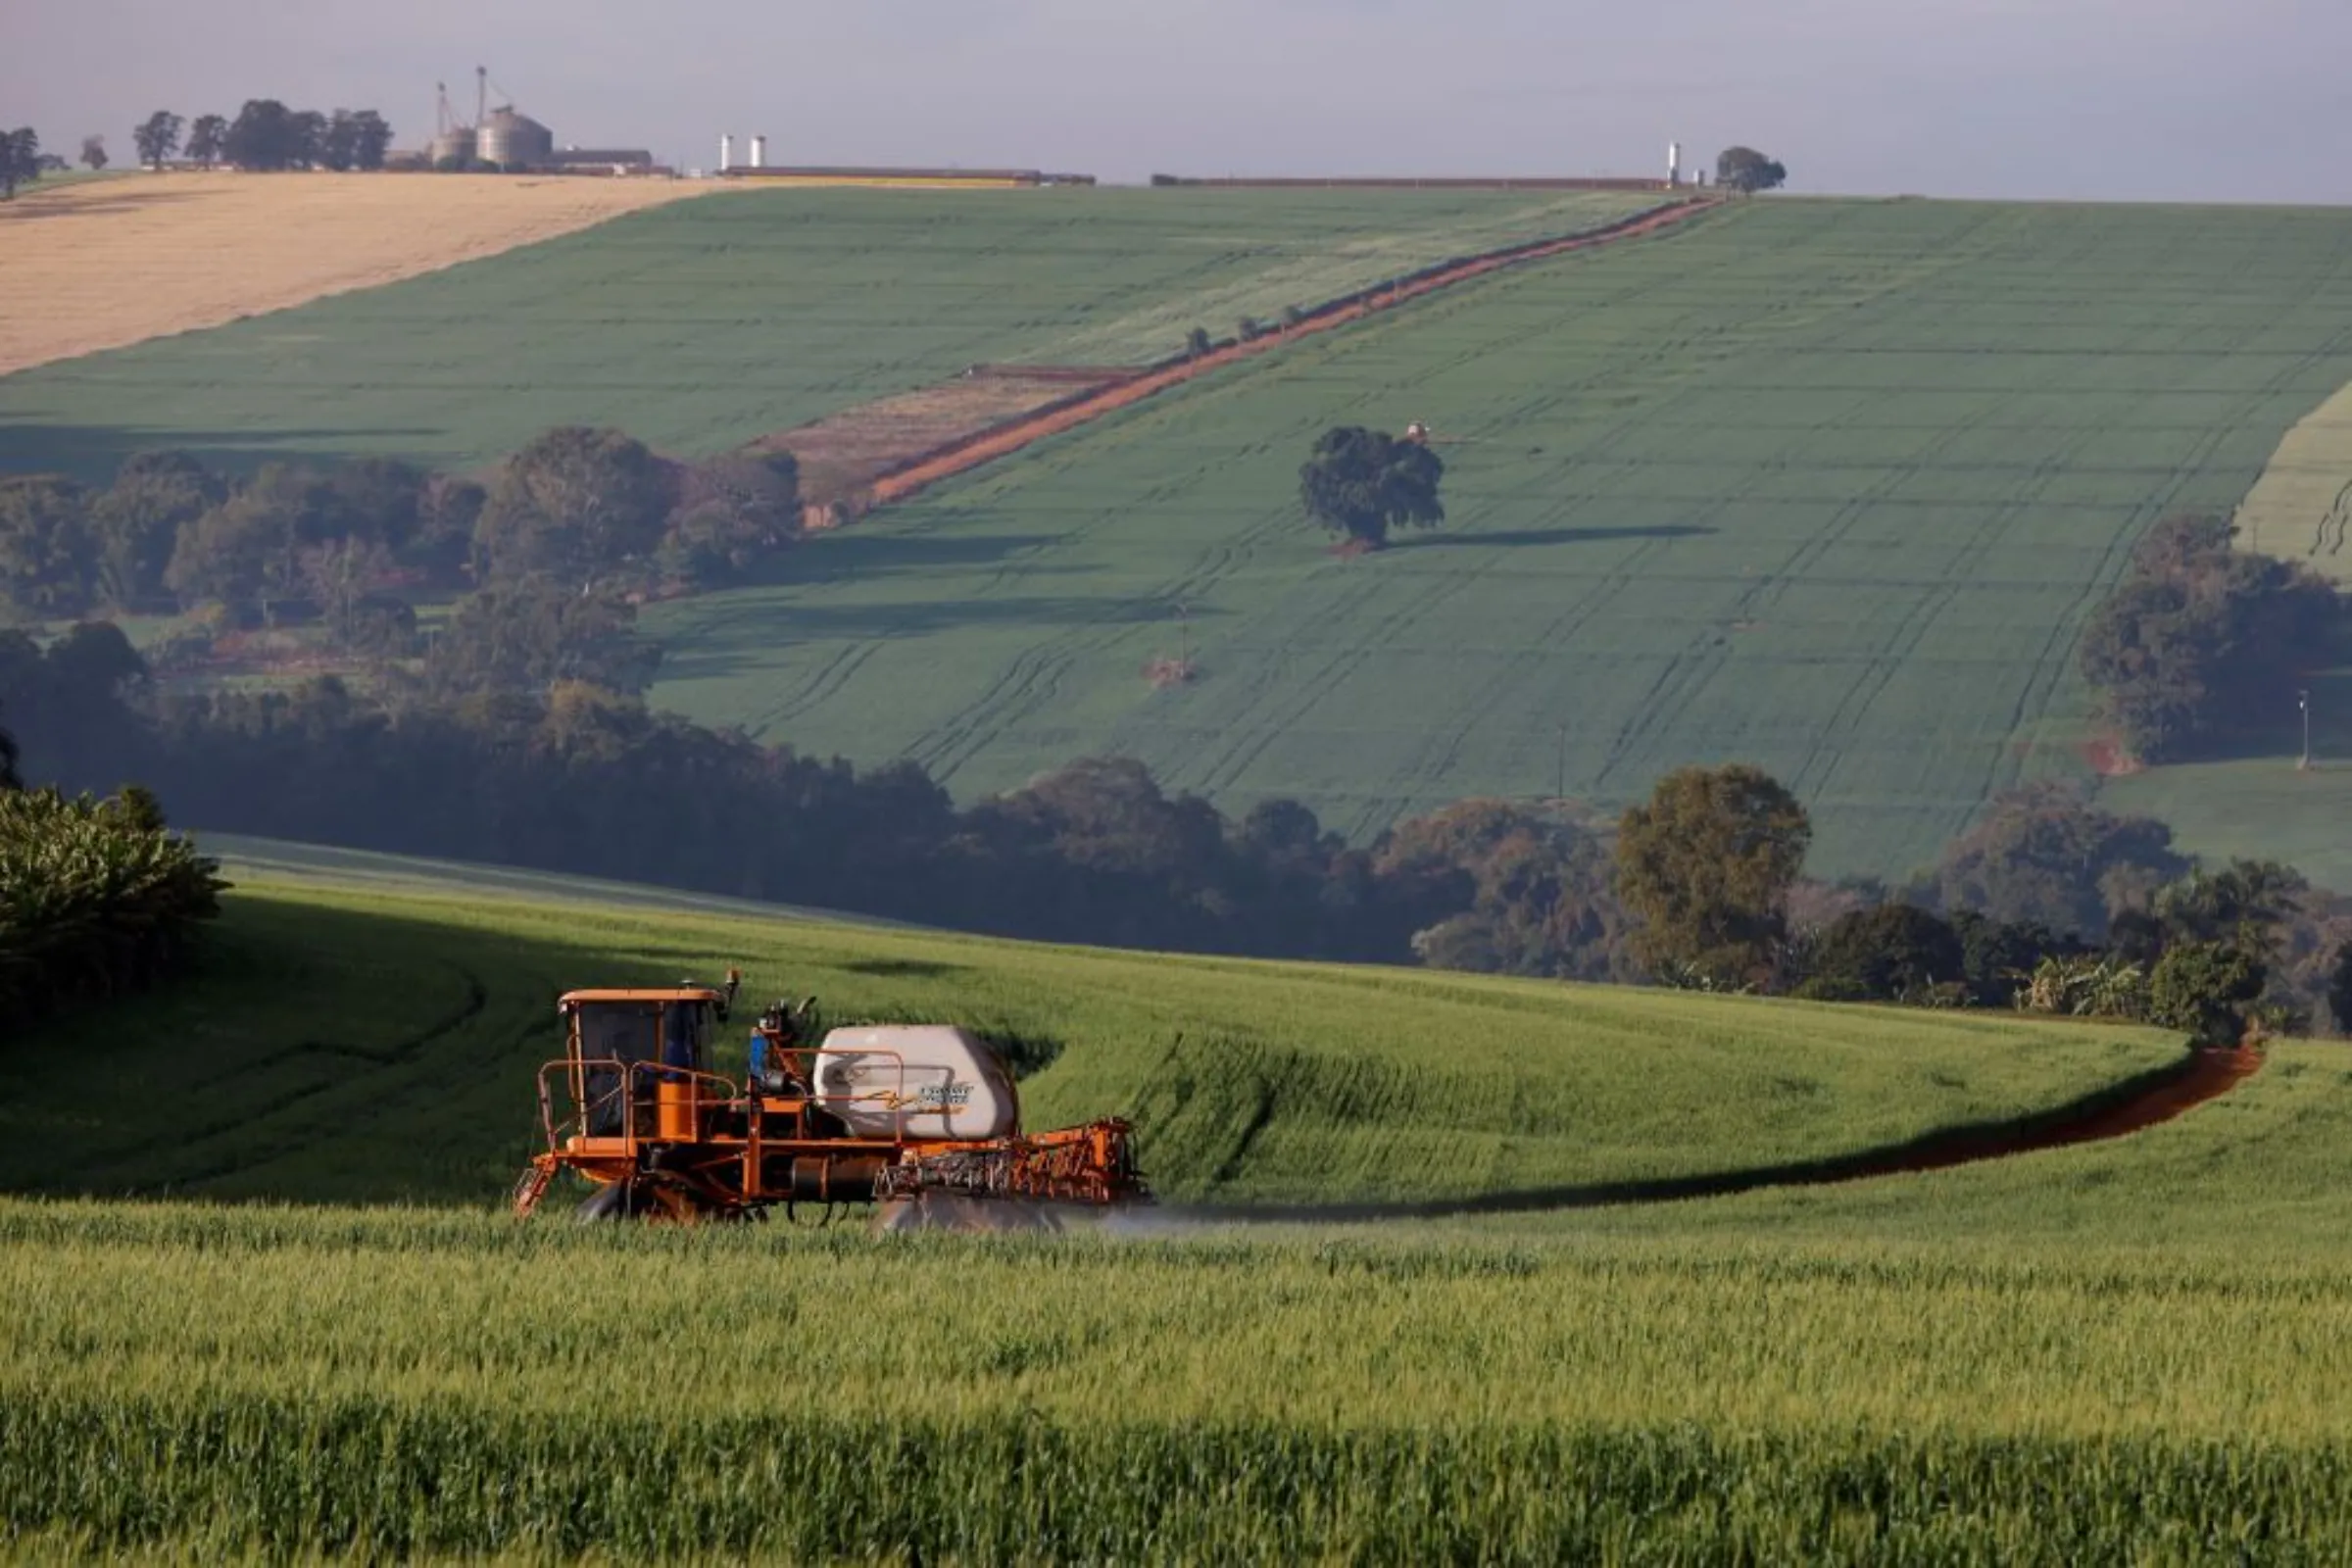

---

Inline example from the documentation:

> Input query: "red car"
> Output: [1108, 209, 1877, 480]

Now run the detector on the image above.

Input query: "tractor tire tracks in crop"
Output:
[853, 198, 1725, 517]
[1168, 1045, 2262, 1225]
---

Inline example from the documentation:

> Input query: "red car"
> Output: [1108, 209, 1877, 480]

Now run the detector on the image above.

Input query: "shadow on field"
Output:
[4, 895, 722, 1206]
[0, 188, 206, 223]
[0, 419, 441, 487]
[1396, 524, 1717, 551]
[1174, 1045, 2241, 1224]
[751, 530, 1074, 587]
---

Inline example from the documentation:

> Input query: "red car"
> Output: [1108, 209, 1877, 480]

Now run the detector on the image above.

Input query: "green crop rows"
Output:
[1, 873, 2177, 1207]
[10, 870, 2342, 1560]
[0, 186, 1656, 482]
[642, 199, 2352, 877]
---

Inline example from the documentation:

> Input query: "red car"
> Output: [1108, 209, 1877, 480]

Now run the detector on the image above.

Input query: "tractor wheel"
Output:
[873, 1195, 1067, 1234]
[576, 1178, 650, 1222]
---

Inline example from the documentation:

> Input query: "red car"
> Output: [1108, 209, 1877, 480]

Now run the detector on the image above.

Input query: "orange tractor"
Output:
[510, 972, 1149, 1225]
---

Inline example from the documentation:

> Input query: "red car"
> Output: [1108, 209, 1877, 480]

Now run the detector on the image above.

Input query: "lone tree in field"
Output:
[133, 112, 183, 171]
[1298, 426, 1446, 551]
[0, 709, 20, 791]
[1616, 763, 1811, 989]
[78, 134, 108, 172]
[185, 115, 226, 171]
[1716, 146, 1788, 194]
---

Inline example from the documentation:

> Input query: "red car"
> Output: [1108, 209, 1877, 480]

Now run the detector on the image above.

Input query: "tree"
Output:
[660, 453, 801, 586]
[133, 112, 183, 171]
[1298, 426, 1446, 551]
[412, 473, 487, 583]
[0, 475, 95, 617]
[349, 111, 393, 172]
[1795, 904, 1963, 1004]
[472, 426, 677, 590]
[222, 100, 299, 171]
[2149, 940, 2266, 1046]
[319, 112, 361, 172]
[0, 708, 19, 790]
[1374, 799, 1634, 981]
[185, 115, 226, 171]
[424, 583, 662, 696]
[0, 128, 42, 200]
[87, 451, 223, 610]
[78, 134, 107, 172]
[165, 464, 345, 620]
[2078, 514, 2341, 763]
[2152, 859, 2309, 955]
[1928, 784, 2188, 941]
[1184, 326, 1213, 359]
[1616, 763, 1812, 988]
[1716, 146, 1788, 193]
[1947, 910, 2076, 1007]
[288, 111, 327, 170]
[302, 537, 396, 648]
[2329, 941, 2352, 1036]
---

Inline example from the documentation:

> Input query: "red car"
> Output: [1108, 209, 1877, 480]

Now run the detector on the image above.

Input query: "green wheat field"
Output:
[9, 865, 2350, 1560]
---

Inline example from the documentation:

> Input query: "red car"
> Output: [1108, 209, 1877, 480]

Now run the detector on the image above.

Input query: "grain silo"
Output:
[477, 107, 555, 170]
[429, 125, 477, 167]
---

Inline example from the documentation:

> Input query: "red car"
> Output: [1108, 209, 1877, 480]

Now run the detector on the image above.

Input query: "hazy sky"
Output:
[6, 1, 2344, 201]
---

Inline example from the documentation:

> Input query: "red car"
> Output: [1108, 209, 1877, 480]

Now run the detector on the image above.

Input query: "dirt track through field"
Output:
[1172, 1046, 2262, 1224]
[848, 198, 1722, 514]
[0, 173, 707, 377]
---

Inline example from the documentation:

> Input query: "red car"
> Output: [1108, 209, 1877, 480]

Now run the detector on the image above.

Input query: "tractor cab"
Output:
[558, 974, 739, 1142]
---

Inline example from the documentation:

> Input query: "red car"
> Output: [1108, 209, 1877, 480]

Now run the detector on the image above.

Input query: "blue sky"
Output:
[7, 0, 2342, 199]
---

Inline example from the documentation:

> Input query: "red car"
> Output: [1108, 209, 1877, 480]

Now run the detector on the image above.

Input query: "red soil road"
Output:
[859, 198, 1722, 513]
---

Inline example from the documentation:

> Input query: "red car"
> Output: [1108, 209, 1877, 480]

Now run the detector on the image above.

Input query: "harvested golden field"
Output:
[0, 172, 708, 376]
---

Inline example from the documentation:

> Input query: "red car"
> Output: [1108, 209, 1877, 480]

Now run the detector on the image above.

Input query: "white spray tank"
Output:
[812, 1025, 1018, 1141]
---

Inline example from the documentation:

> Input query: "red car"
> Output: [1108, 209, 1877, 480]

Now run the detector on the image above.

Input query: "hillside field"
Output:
[641, 199, 2352, 877]
[1, 878, 2178, 1208]
[0, 172, 706, 379]
[0, 186, 1659, 481]
[8, 875, 2350, 1559]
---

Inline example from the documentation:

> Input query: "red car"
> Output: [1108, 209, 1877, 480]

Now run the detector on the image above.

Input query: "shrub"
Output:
[0, 786, 224, 1024]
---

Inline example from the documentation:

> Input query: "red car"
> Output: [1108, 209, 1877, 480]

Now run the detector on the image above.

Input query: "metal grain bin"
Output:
[476, 110, 554, 171]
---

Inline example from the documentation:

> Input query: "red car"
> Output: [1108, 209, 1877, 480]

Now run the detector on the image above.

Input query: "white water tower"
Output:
[749, 134, 767, 169]
[719, 132, 733, 172]
[1668, 141, 1682, 186]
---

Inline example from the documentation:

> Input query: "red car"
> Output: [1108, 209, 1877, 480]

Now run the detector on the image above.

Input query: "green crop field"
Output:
[2, 875, 2177, 1208]
[6, 872, 2348, 1560]
[641, 199, 2352, 879]
[0, 186, 1658, 483]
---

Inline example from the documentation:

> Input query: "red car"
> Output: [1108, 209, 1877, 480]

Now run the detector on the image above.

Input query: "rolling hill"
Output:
[5, 868, 2344, 1560]
[0, 185, 1658, 481]
[3, 874, 2180, 1208]
[636, 198, 2352, 877]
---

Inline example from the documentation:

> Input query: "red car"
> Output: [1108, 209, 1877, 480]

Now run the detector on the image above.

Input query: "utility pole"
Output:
[2300, 689, 2313, 771]
[1555, 721, 1568, 803]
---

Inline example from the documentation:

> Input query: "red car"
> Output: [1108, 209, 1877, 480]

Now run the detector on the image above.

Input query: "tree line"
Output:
[0, 101, 399, 198]
[125, 103, 394, 172]
[0, 432, 801, 693]
[11, 620, 2351, 1042]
